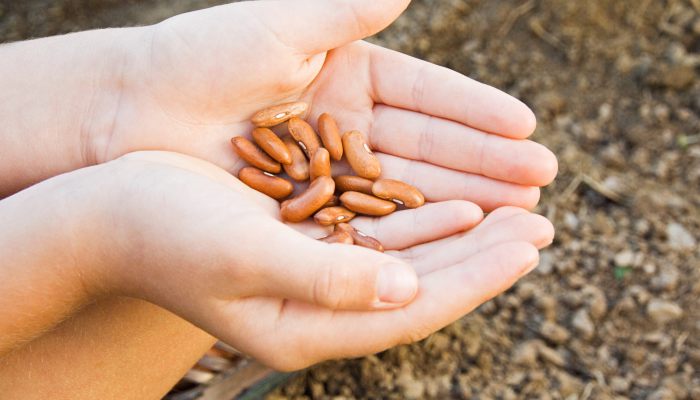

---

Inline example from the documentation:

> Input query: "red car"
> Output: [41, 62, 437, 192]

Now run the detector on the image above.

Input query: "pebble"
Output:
[614, 250, 635, 267]
[667, 223, 697, 250]
[647, 299, 684, 324]
[540, 321, 570, 344]
[610, 376, 630, 393]
[571, 309, 595, 340]
[651, 265, 680, 292]
[538, 345, 566, 367]
[513, 340, 540, 367]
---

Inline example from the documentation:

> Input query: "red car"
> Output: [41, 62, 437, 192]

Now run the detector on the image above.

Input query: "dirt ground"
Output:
[2, 0, 699, 399]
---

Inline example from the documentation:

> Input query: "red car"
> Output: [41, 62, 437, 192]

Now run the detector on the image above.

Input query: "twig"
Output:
[528, 17, 565, 50]
[560, 174, 583, 201]
[498, 0, 536, 38]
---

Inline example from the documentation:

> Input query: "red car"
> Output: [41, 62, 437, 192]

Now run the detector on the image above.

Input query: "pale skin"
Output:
[0, 0, 557, 399]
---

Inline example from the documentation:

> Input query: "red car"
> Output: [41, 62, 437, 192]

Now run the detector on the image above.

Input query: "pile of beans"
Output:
[231, 101, 425, 252]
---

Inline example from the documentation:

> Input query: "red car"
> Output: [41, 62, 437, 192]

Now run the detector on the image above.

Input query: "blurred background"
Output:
[1, 0, 699, 399]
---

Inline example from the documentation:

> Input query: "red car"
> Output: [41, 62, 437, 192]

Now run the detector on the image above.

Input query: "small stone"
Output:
[540, 321, 570, 344]
[563, 212, 580, 230]
[538, 345, 566, 367]
[571, 309, 595, 340]
[513, 340, 540, 367]
[651, 265, 680, 291]
[610, 376, 630, 393]
[647, 299, 684, 324]
[667, 223, 696, 250]
[538, 251, 554, 275]
[614, 250, 635, 267]
[397, 376, 425, 400]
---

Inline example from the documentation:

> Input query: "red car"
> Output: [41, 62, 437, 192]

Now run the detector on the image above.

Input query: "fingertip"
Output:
[530, 144, 559, 186]
[521, 187, 542, 211]
[449, 200, 484, 228]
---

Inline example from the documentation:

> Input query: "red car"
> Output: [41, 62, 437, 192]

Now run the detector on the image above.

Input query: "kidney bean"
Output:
[318, 230, 354, 245]
[238, 167, 293, 200]
[252, 127, 292, 165]
[251, 101, 308, 128]
[335, 223, 384, 252]
[333, 175, 374, 195]
[339, 191, 396, 216]
[231, 136, 281, 173]
[342, 130, 381, 179]
[318, 113, 343, 161]
[314, 206, 356, 226]
[281, 136, 310, 181]
[372, 179, 425, 208]
[309, 148, 331, 181]
[280, 176, 335, 222]
[288, 117, 321, 158]
[322, 195, 340, 208]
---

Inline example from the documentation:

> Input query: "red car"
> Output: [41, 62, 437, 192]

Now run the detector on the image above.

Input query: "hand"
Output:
[80, 152, 553, 370]
[99, 0, 556, 212]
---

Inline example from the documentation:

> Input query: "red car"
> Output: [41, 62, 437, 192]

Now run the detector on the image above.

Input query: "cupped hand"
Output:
[82, 152, 553, 371]
[102, 0, 557, 212]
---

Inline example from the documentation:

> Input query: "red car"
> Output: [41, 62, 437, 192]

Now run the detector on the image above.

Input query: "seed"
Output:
[280, 176, 335, 222]
[318, 113, 343, 161]
[333, 175, 374, 195]
[231, 136, 281, 173]
[318, 230, 354, 245]
[252, 127, 292, 165]
[314, 206, 356, 226]
[372, 179, 425, 208]
[309, 148, 331, 181]
[251, 101, 308, 127]
[288, 117, 321, 158]
[339, 191, 396, 216]
[238, 167, 293, 200]
[342, 131, 381, 179]
[281, 136, 310, 181]
[335, 223, 384, 252]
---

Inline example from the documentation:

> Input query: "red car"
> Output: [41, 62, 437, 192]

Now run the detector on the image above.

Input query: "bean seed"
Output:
[318, 113, 343, 161]
[280, 176, 335, 222]
[231, 136, 281, 173]
[251, 101, 308, 127]
[333, 175, 374, 195]
[238, 167, 293, 200]
[339, 191, 396, 216]
[288, 117, 321, 158]
[335, 223, 384, 252]
[282, 136, 310, 181]
[318, 230, 354, 245]
[314, 206, 356, 226]
[372, 179, 425, 208]
[323, 195, 339, 208]
[252, 127, 292, 165]
[342, 130, 381, 179]
[309, 148, 331, 181]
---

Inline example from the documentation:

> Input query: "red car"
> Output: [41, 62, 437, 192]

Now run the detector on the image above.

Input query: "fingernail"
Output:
[376, 263, 417, 305]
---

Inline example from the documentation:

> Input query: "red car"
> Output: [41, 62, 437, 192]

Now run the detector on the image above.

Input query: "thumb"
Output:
[247, 0, 410, 55]
[245, 221, 418, 311]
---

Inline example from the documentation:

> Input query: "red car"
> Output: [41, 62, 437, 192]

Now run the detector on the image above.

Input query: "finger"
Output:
[368, 43, 536, 139]
[349, 200, 484, 250]
[370, 105, 558, 187]
[241, 219, 418, 311]
[410, 212, 554, 275]
[391, 206, 531, 260]
[248, 0, 410, 55]
[288, 242, 539, 362]
[376, 153, 541, 212]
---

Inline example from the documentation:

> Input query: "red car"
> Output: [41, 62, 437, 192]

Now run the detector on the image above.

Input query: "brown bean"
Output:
[281, 136, 310, 181]
[288, 117, 321, 158]
[252, 128, 292, 165]
[231, 136, 281, 173]
[339, 191, 396, 216]
[314, 206, 356, 226]
[342, 131, 381, 179]
[280, 176, 335, 222]
[251, 101, 308, 128]
[372, 179, 425, 208]
[238, 167, 293, 200]
[335, 223, 384, 252]
[318, 230, 354, 245]
[309, 148, 331, 181]
[333, 175, 374, 195]
[318, 113, 343, 161]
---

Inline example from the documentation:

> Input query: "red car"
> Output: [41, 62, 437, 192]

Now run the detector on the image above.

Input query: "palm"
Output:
[108, 1, 556, 213]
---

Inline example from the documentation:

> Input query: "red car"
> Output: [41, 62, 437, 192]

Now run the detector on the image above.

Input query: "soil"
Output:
[2, 0, 699, 399]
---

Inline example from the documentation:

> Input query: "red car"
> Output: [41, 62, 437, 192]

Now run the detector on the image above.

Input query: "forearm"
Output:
[0, 28, 138, 197]
[0, 166, 106, 354]
[0, 297, 215, 400]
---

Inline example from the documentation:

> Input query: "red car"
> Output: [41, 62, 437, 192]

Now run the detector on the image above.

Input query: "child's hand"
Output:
[97, 0, 556, 212]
